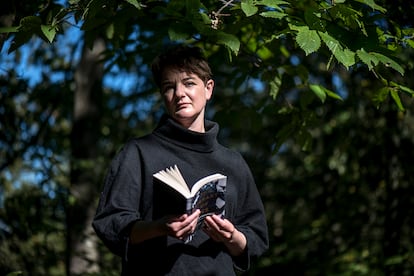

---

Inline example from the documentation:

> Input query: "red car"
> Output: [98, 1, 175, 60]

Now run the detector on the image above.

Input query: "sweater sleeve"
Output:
[229, 154, 269, 271]
[92, 141, 143, 256]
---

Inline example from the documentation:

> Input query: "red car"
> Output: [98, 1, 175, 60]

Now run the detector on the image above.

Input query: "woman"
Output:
[92, 45, 268, 275]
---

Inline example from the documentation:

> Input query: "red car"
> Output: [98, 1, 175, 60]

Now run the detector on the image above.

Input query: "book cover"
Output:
[152, 165, 227, 242]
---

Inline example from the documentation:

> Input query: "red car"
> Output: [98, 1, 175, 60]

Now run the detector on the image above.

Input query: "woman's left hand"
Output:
[203, 215, 247, 256]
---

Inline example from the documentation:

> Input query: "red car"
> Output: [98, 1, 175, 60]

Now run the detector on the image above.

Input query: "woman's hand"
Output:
[130, 209, 200, 244]
[164, 209, 201, 241]
[203, 215, 247, 256]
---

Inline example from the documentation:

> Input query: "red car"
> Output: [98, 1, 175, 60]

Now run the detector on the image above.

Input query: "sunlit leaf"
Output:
[325, 88, 343, 101]
[354, 0, 387, 13]
[370, 52, 404, 75]
[269, 74, 282, 99]
[258, 0, 290, 10]
[41, 25, 57, 43]
[216, 32, 240, 55]
[319, 31, 355, 68]
[310, 84, 327, 103]
[241, 0, 258, 16]
[295, 26, 321, 55]
[106, 23, 114, 39]
[397, 84, 414, 96]
[310, 84, 343, 103]
[390, 89, 405, 111]
[356, 49, 379, 70]
[260, 11, 287, 19]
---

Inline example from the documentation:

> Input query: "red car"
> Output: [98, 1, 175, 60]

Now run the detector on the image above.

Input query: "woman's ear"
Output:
[205, 79, 214, 100]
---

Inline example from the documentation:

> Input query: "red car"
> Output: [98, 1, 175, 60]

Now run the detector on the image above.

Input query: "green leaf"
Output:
[370, 52, 404, 75]
[269, 74, 282, 99]
[404, 38, 414, 49]
[310, 84, 327, 103]
[330, 5, 366, 35]
[356, 49, 379, 70]
[0, 26, 19, 33]
[106, 23, 114, 39]
[295, 26, 321, 55]
[390, 89, 405, 111]
[257, 0, 289, 11]
[124, 0, 142, 9]
[19, 16, 42, 32]
[354, 0, 386, 13]
[168, 23, 192, 41]
[259, 11, 287, 19]
[310, 84, 343, 103]
[216, 32, 240, 55]
[304, 8, 326, 32]
[336, 47, 355, 68]
[357, 50, 404, 75]
[319, 31, 355, 68]
[397, 85, 414, 96]
[325, 88, 343, 101]
[390, 81, 414, 96]
[241, 0, 258, 17]
[372, 87, 389, 107]
[41, 25, 57, 43]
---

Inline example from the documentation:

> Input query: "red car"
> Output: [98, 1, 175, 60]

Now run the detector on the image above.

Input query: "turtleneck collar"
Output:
[152, 114, 219, 152]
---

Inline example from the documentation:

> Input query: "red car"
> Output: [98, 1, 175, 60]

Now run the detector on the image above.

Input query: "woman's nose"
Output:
[174, 84, 185, 97]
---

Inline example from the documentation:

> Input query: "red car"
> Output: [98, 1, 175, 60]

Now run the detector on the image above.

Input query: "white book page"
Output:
[153, 165, 191, 198]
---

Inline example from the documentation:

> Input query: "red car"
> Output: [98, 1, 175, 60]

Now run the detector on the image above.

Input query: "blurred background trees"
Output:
[0, 0, 413, 275]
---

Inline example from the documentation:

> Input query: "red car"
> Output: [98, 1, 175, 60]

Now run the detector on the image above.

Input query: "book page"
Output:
[153, 165, 191, 198]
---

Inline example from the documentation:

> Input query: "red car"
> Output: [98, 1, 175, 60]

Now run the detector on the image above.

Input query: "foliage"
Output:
[1, 0, 413, 110]
[1, 0, 414, 275]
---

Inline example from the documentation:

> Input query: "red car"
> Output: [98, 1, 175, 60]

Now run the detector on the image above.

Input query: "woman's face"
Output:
[160, 68, 214, 132]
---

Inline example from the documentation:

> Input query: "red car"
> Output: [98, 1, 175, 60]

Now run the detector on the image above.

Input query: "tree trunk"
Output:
[67, 37, 105, 275]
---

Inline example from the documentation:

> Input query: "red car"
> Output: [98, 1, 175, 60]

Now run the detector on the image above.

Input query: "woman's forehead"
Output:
[161, 69, 200, 81]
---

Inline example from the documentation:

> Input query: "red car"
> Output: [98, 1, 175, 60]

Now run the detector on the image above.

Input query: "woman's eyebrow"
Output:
[182, 77, 194, 81]
[161, 80, 173, 86]
[161, 75, 196, 86]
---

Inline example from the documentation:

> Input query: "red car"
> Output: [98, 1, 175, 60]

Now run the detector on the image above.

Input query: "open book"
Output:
[153, 165, 227, 243]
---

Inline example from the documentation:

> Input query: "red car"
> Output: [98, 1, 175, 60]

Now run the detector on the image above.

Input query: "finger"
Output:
[202, 223, 220, 241]
[210, 214, 229, 227]
[188, 209, 201, 221]
[177, 216, 200, 239]
[211, 215, 233, 232]
[204, 215, 235, 241]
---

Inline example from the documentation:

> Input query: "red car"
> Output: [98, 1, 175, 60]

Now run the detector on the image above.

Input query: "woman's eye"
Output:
[185, 82, 195, 87]
[162, 86, 173, 93]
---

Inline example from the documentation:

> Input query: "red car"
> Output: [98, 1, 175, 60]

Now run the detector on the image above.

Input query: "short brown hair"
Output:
[151, 45, 213, 88]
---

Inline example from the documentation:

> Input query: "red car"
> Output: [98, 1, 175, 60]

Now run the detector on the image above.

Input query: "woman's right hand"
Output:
[163, 209, 200, 240]
[130, 209, 201, 244]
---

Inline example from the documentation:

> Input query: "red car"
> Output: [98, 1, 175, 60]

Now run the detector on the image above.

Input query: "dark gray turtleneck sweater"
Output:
[93, 114, 268, 275]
